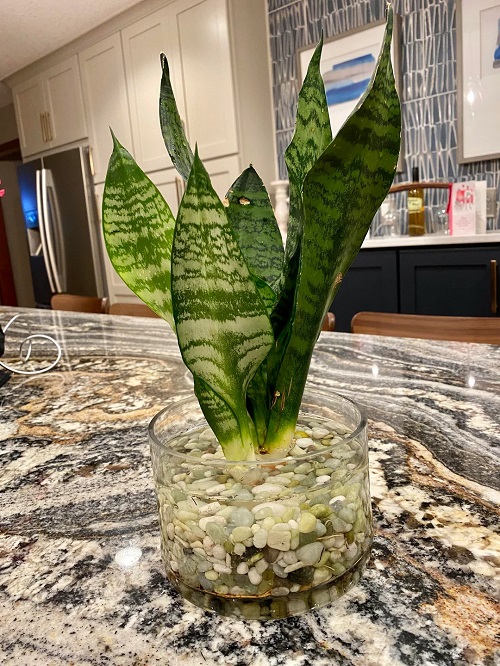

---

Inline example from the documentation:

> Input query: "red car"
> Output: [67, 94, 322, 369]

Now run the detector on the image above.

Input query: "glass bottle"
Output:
[408, 166, 425, 236]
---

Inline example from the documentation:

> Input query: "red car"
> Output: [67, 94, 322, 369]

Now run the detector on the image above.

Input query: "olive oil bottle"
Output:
[408, 166, 425, 236]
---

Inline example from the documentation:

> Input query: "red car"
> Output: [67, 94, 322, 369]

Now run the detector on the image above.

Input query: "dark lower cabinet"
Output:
[400, 247, 500, 317]
[328, 243, 500, 332]
[330, 250, 399, 332]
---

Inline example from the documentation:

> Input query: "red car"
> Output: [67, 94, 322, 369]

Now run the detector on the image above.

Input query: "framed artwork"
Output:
[297, 17, 403, 171]
[457, 0, 500, 163]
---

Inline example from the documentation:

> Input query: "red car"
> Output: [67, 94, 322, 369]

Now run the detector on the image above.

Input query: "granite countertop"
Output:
[0, 307, 499, 666]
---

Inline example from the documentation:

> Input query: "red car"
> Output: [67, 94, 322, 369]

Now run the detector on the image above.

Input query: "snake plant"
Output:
[103, 7, 401, 461]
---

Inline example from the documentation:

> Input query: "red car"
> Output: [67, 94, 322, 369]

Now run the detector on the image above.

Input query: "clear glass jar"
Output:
[149, 389, 372, 620]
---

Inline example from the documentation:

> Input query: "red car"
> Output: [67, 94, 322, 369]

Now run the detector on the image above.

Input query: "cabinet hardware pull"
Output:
[491, 259, 498, 314]
[88, 146, 95, 177]
[45, 112, 53, 142]
[40, 113, 47, 143]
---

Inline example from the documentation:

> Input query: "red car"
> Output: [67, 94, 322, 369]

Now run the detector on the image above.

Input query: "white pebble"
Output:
[254, 558, 268, 575]
[248, 567, 262, 585]
[234, 543, 246, 556]
[212, 545, 226, 560]
[199, 515, 226, 531]
[312, 427, 330, 439]
[205, 483, 227, 496]
[237, 562, 249, 574]
[213, 562, 232, 574]
[251, 484, 284, 496]
[267, 528, 291, 551]
[329, 495, 346, 505]
[316, 475, 331, 484]
[282, 550, 298, 565]
[253, 529, 268, 549]
[198, 502, 222, 516]
[296, 437, 315, 448]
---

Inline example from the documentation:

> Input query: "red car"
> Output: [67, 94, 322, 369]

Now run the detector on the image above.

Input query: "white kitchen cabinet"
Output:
[79, 34, 134, 184]
[150, 154, 241, 215]
[121, 7, 178, 174]
[13, 55, 87, 157]
[121, 0, 240, 174]
[167, 0, 239, 162]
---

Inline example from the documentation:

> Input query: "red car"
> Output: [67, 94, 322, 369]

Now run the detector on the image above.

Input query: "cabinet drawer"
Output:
[400, 247, 500, 317]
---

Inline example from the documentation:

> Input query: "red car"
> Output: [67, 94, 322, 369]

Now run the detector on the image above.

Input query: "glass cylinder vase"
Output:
[149, 388, 372, 620]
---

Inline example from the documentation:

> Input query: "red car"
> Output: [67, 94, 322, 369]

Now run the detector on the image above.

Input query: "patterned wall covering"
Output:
[267, 0, 500, 230]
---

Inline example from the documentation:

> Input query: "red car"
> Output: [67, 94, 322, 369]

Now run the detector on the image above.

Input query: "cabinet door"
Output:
[79, 34, 134, 184]
[122, 8, 176, 173]
[150, 155, 240, 217]
[330, 250, 399, 332]
[170, 0, 238, 161]
[44, 55, 87, 148]
[13, 75, 46, 156]
[400, 247, 500, 317]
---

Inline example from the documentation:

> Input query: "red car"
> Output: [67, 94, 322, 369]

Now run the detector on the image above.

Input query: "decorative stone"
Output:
[231, 526, 253, 543]
[248, 567, 262, 585]
[298, 512, 317, 533]
[253, 529, 268, 549]
[267, 527, 291, 551]
[296, 542, 324, 566]
[199, 515, 226, 532]
[251, 484, 284, 496]
[229, 507, 254, 528]
[212, 545, 226, 560]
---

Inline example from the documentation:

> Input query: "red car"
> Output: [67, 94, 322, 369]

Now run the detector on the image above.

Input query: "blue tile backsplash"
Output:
[267, 0, 500, 204]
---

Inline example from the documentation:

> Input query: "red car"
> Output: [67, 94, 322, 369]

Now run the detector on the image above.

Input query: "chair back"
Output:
[351, 311, 500, 345]
[108, 302, 159, 318]
[321, 312, 335, 332]
[51, 294, 108, 314]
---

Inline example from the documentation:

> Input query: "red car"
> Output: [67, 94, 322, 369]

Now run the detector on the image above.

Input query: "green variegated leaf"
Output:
[266, 7, 401, 452]
[159, 53, 194, 181]
[171, 149, 274, 461]
[194, 376, 246, 461]
[272, 38, 333, 340]
[103, 133, 176, 329]
[284, 37, 332, 262]
[225, 166, 284, 301]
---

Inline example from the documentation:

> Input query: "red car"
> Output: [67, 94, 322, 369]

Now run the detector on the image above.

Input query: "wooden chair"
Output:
[108, 302, 159, 318]
[351, 311, 500, 345]
[321, 312, 335, 332]
[51, 294, 108, 314]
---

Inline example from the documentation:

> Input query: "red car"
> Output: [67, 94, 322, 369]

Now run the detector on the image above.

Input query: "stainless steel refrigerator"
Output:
[17, 146, 106, 306]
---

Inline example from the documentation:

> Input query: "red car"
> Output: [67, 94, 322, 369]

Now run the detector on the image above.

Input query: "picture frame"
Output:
[457, 0, 500, 163]
[297, 17, 403, 171]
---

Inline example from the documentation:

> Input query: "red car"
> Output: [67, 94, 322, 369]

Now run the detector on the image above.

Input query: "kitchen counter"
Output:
[0, 307, 499, 666]
[362, 232, 500, 249]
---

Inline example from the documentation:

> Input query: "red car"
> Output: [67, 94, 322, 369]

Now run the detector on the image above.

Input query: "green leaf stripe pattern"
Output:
[193, 376, 247, 462]
[265, 6, 401, 453]
[272, 37, 333, 341]
[171, 149, 274, 461]
[102, 133, 176, 329]
[283, 36, 332, 265]
[159, 53, 194, 182]
[225, 166, 284, 297]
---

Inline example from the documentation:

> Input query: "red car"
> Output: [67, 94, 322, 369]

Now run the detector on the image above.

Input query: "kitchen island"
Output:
[0, 307, 499, 666]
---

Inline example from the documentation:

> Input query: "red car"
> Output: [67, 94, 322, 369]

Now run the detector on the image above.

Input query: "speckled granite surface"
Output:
[0, 307, 499, 666]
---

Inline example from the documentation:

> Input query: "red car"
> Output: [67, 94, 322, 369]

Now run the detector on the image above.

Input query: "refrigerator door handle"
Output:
[45, 171, 68, 292]
[36, 169, 57, 293]
[40, 169, 63, 293]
